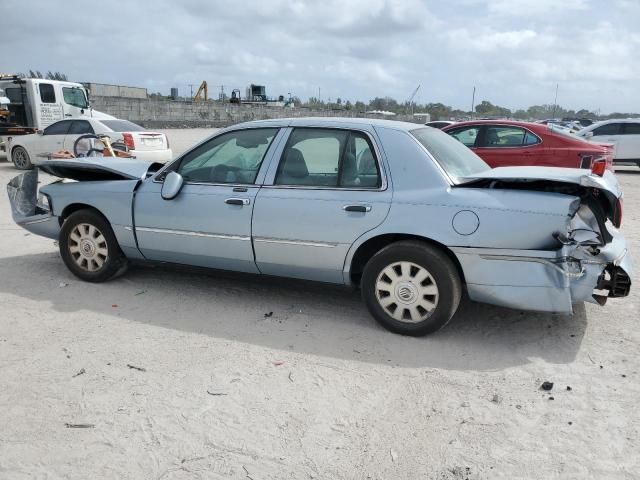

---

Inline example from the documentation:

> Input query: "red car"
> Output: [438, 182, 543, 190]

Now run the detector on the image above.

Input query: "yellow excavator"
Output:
[193, 81, 208, 102]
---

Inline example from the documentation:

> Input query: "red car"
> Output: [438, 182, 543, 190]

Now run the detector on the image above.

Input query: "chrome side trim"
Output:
[479, 254, 587, 278]
[21, 216, 53, 225]
[135, 226, 250, 241]
[254, 237, 338, 248]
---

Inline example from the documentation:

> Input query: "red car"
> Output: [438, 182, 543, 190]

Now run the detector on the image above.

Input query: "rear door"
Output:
[475, 125, 545, 167]
[591, 123, 623, 158]
[62, 120, 95, 151]
[621, 123, 640, 160]
[252, 127, 392, 283]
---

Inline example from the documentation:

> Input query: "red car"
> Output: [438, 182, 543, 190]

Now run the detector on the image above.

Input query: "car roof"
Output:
[443, 119, 542, 129]
[229, 116, 423, 132]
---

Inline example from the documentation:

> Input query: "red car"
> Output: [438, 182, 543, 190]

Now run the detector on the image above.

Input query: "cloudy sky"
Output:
[4, 0, 639, 113]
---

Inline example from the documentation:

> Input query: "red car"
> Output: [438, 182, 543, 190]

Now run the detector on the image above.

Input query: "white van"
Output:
[0, 75, 113, 155]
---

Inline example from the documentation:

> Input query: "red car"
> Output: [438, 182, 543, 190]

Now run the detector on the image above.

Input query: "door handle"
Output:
[65, 114, 72, 117]
[343, 204, 371, 213]
[225, 198, 250, 206]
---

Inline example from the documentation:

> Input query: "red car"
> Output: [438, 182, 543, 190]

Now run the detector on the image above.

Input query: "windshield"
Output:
[100, 120, 146, 132]
[410, 127, 490, 182]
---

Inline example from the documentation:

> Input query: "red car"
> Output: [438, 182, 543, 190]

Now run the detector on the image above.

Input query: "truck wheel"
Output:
[12, 146, 33, 170]
[361, 241, 462, 336]
[59, 209, 128, 282]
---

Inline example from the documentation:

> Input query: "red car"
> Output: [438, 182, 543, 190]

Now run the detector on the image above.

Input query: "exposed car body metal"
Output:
[6, 117, 633, 316]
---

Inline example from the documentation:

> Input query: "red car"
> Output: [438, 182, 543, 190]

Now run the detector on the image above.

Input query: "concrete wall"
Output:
[90, 96, 423, 128]
[86, 83, 148, 99]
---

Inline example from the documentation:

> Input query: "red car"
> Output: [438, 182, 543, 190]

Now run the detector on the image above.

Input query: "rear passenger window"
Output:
[68, 120, 94, 135]
[484, 126, 526, 147]
[276, 128, 380, 188]
[524, 131, 540, 145]
[593, 123, 622, 136]
[39, 83, 56, 103]
[623, 123, 640, 135]
[43, 121, 71, 135]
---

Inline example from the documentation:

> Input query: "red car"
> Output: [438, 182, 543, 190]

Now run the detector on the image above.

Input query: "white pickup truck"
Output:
[0, 75, 113, 158]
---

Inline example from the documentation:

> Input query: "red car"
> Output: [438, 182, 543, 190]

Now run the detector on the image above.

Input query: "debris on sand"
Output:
[491, 394, 502, 404]
[540, 381, 554, 391]
[264, 311, 273, 318]
[126, 364, 146, 372]
[135, 290, 146, 296]
[72, 368, 86, 378]
[566, 386, 572, 391]
[273, 360, 285, 366]
[58, 282, 68, 288]
[206, 390, 228, 396]
[461, 401, 470, 407]
[65, 423, 94, 428]
[242, 465, 255, 480]
[549, 396, 555, 401]
[288, 371, 294, 382]
[111, 304, 119, 308]
[390, 448, 398, 463]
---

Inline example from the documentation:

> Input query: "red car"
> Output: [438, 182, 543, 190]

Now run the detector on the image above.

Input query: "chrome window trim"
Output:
[131, 226, 250, 241]
[266, 126, 389, 192]
[253, 237, 338, 248]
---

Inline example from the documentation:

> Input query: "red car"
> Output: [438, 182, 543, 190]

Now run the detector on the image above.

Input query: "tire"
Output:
[59, 209, 128, 282]
[361, 241, 462, 336]
[12, 146, 33, 170]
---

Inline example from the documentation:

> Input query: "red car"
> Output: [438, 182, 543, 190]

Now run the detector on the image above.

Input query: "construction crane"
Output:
[406, 84, 421, 115]
[193, 81, 208, 102]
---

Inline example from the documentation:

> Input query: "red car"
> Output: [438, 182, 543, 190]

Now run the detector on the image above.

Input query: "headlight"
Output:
[37, 191, 51, 212]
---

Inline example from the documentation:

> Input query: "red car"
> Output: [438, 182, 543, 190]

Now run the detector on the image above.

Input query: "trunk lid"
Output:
[460, 166, 622, 227]
[131, 132, 168, 151]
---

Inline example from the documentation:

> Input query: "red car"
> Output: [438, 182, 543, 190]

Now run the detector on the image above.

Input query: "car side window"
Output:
[39, 83, 56, 103]
[623, 123, 640, 135]
[43, 121, 71, 135]
[593, 123, 622, 136]
[177, 128, 278, 184]
[524, 131, 540, 145]
[447, 127, 479, 147]
[275, 128, 381, 188]
[484, 126, 526, 147]
[68, 120, 94, 135]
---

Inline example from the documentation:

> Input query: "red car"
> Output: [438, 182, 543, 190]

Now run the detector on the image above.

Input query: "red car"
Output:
[442, 120, 613, 169]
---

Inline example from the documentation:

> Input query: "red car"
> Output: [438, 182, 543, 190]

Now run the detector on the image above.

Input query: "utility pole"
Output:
[552, 83, 559, 119]
[318, 87, 321, 103]
[471, 86, 476, 119]
[189, 84, 194, 101]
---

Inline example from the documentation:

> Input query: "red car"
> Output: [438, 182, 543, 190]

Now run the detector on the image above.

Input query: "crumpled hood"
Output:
[462, 166, 622, 198]
[37, 157, 161, 181]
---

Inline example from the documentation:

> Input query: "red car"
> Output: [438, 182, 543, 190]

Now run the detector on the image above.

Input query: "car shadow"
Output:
[0, 251, 588, 371]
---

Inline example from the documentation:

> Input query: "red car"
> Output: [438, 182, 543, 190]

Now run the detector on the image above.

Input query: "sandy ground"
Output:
[0, 130, 639, 480]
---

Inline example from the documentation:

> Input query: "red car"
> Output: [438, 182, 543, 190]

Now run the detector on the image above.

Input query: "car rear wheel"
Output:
[12, 146, 33, 170]
[59, 209, 128, 282]
[361, 241, 462, 336]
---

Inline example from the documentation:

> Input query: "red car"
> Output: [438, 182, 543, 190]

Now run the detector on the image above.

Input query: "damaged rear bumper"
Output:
[7, 169, 60, 240]
[452, 231, 633, 313]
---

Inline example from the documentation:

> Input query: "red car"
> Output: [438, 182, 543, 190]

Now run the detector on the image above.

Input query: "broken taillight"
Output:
[591, 159, 607, 177]
[122, 133, 135, 150]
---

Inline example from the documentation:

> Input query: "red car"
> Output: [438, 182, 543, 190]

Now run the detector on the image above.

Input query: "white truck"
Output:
[0, 75, 114, 158]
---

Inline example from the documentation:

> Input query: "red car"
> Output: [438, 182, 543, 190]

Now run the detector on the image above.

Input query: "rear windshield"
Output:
[100, 120, 145, 132]
[410, 127, 490, 182]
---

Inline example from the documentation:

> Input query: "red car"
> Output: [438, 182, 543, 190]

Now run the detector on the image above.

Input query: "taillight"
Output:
[615, 197, 623, 228]
[591, 159, 607, 177]
[122, 133, 135, 150]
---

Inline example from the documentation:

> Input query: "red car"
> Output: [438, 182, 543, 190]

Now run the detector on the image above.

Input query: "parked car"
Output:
[442, 120, 613, 169]
[575, 119, 640, 167]
[7, 118, 632, 336]
[8, 118, 172, 169]
[425, 120, 456, 129]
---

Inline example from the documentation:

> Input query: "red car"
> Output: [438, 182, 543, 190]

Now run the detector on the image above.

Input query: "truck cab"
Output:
[0, 75, 96, 156]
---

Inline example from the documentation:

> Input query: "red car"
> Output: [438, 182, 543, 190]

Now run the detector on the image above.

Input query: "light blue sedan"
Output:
[7, 118, 633, 335]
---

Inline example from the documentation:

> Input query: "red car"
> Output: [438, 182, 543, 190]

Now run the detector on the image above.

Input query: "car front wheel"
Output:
[12, 146, 33, 170]
[361, 241, 462, 336]
[59, 209, 128, 282]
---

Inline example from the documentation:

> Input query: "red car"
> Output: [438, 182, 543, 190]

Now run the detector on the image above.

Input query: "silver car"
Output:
[7, 118, 633, 336]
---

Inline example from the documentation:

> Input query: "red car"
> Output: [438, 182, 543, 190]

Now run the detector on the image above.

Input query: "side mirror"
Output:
[585, 131, 594, 139]
[161, 171, 184, 200]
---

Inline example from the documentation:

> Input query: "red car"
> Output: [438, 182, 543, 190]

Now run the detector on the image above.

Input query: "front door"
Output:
[62, 120, 95, 151]
[134, 127, 282, 272]
[252, 127, 392, 283]
[35, 119, 73, 157]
